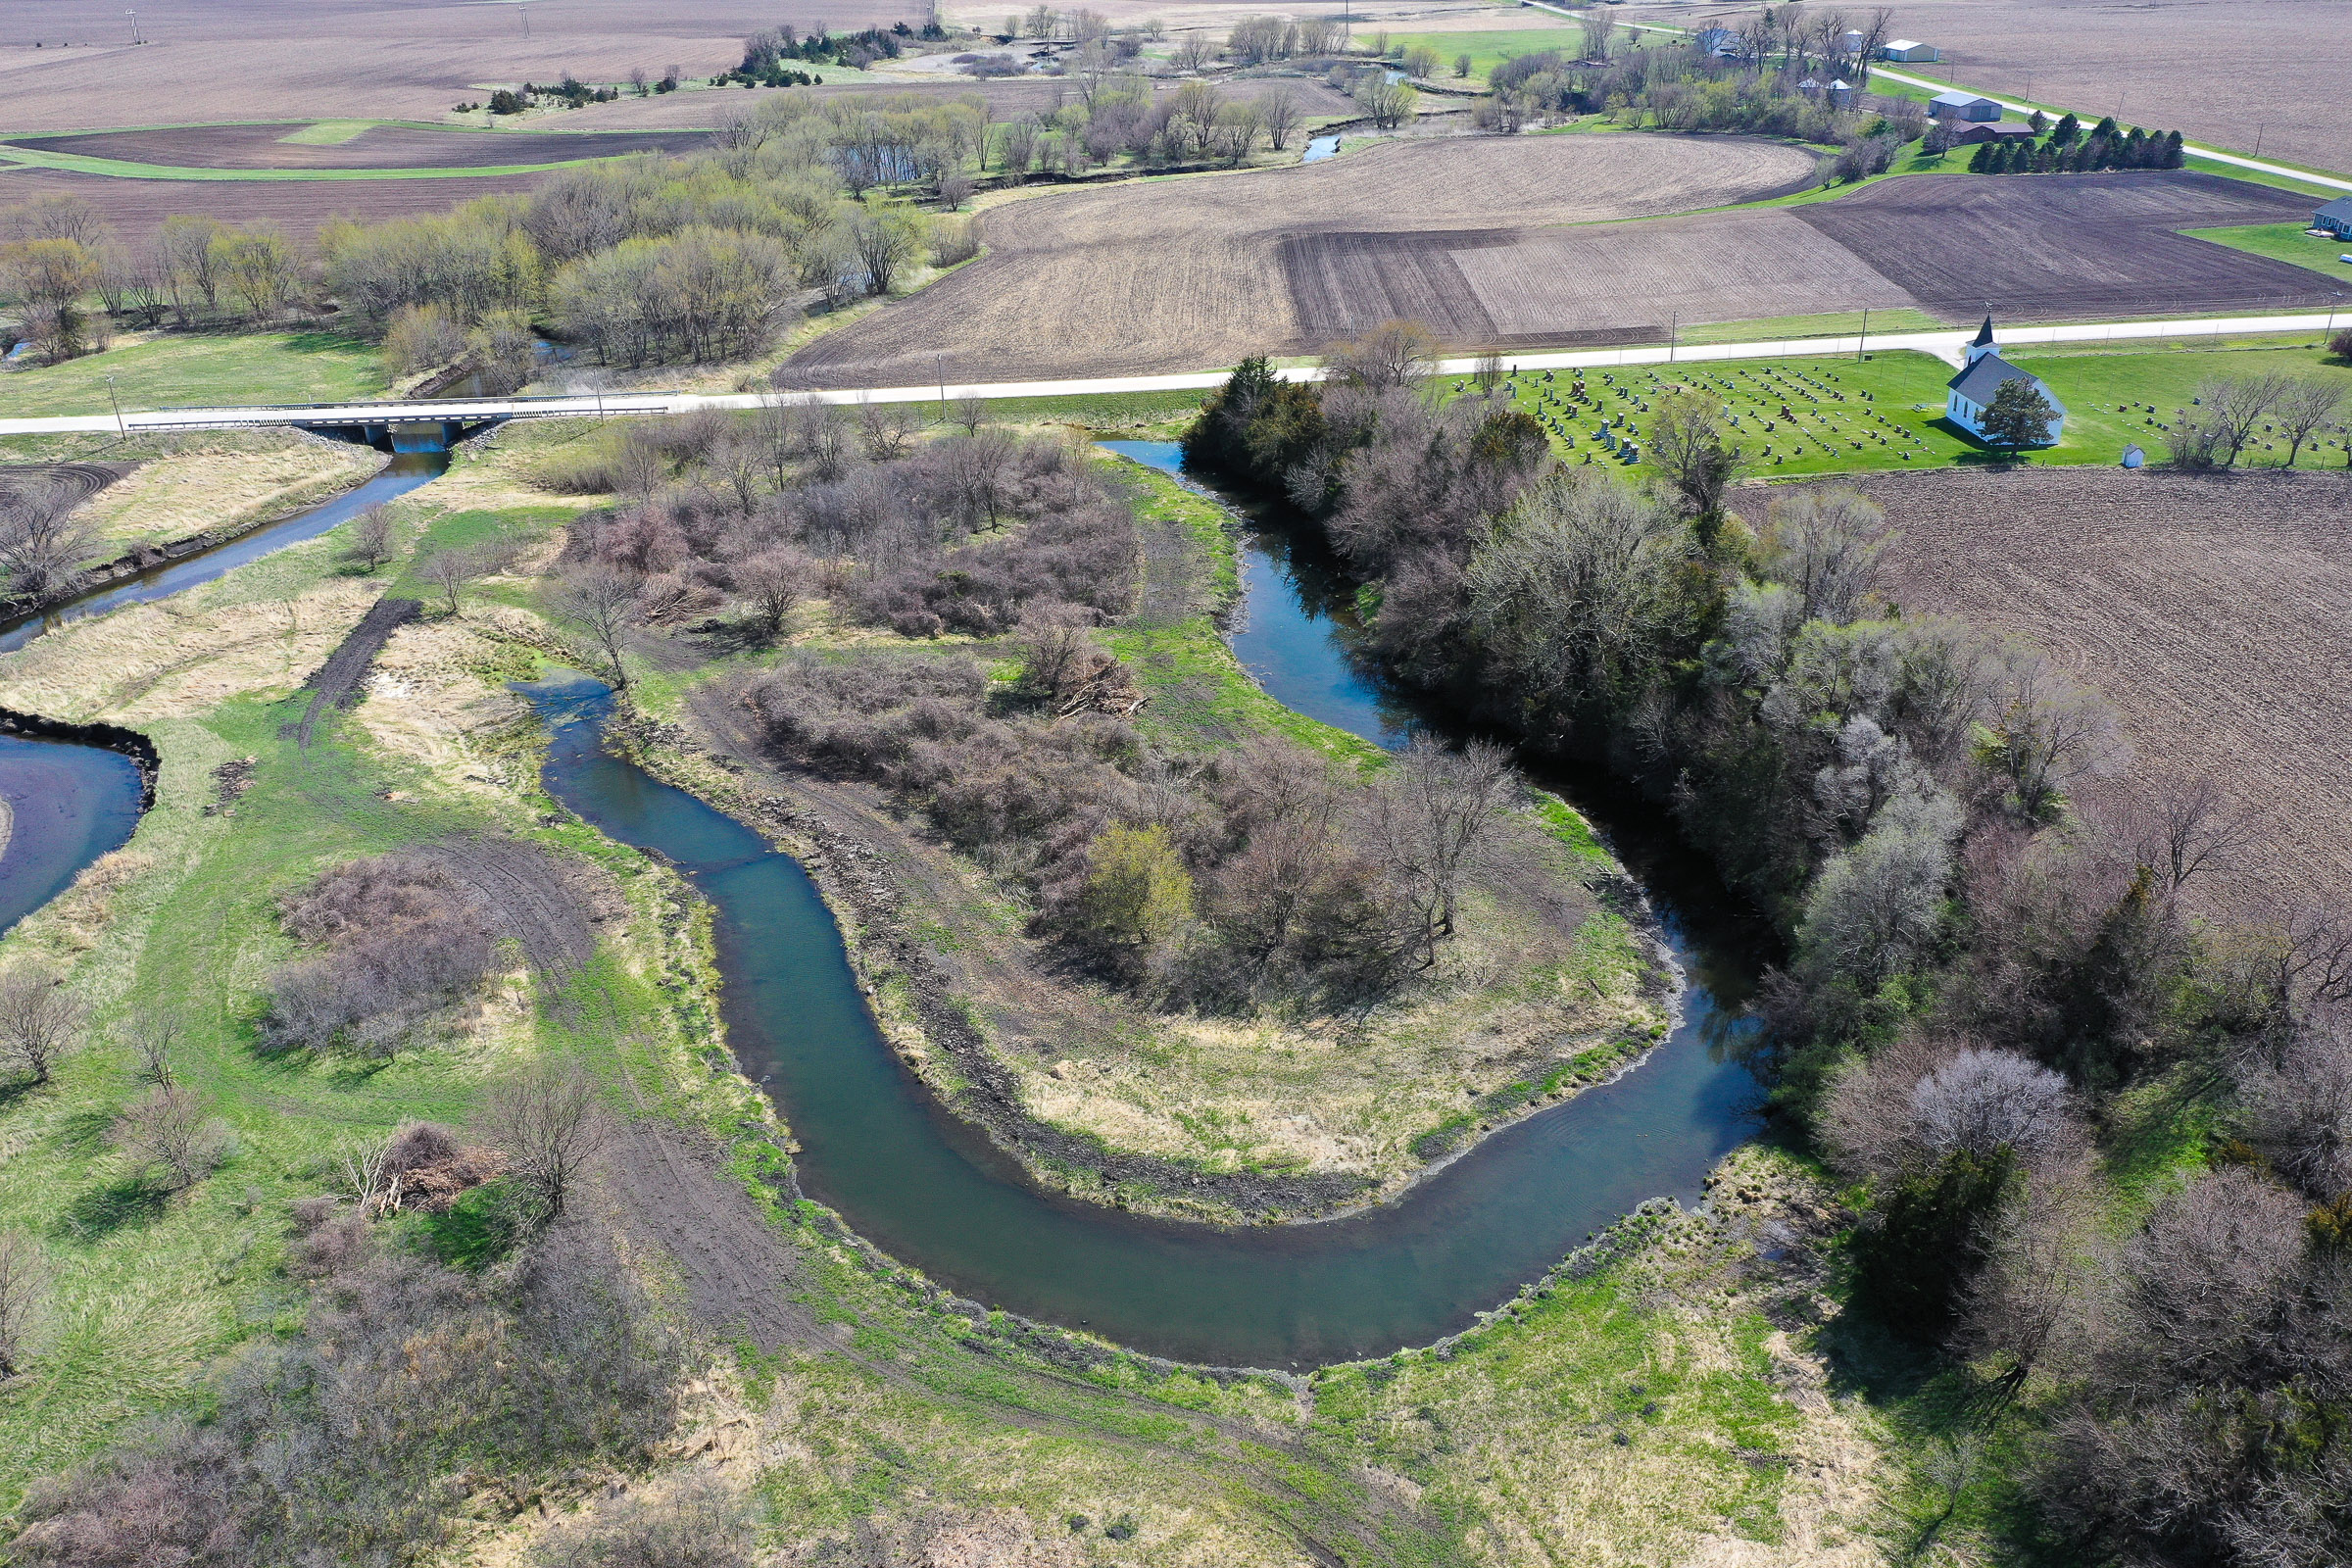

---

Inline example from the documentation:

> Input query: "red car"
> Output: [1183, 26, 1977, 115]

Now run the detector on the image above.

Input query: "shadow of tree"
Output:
[52, 1107, 117, 1154]
[54, 1175, 170, 1242]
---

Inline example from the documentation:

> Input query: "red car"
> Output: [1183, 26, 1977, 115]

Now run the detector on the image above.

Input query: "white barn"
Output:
[1945, 317, 2066, 445]
[1880, 38, 1939, 61]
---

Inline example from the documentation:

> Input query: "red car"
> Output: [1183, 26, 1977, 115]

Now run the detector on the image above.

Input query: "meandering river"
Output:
[519, 442, 1768, 1366]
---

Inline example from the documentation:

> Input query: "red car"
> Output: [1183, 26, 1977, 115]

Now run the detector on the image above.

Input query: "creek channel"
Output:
[520, 440, 1770, 1368]
[0, 432, 462, 937]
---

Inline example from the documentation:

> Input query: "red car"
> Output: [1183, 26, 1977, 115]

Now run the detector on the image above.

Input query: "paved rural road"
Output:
[0, 312, 2343, 439]
[1527, 3, 2352, 196]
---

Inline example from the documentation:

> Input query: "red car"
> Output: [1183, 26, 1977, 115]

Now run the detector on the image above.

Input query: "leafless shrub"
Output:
[857, 400, 924, 462]
[0, 489, 100, 604]
[478, 1060, 612, 1225]
[0, 966, 84, 1086]
[12, 1228, 686, 1567]
[265, 857, 495, 1058]
[530, 1478, 760, 1568]
[1822, 1035, 2083, 1184]
[2232, 1017, 2352, 1200]
[111, 1086, 231, 1191]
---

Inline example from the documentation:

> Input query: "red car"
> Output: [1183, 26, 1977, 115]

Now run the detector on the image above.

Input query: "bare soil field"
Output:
[1284, 208, 1917, 347]
[0, 165, 546, 237]
[783, 132, 1818, 384]
[1793, 466, 2352, 922]
[0, 0, 900, 134]
[1657, 0, 2352, 173]
[1792, 171, 2330, 320]
[12, 122, 714, 170]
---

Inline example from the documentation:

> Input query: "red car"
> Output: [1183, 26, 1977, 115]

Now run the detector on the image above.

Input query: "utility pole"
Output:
[937, 354, 947, 422]
[1668, 310, 1677, 363]
[1857, 308, 1869, 360]
[521, 3, 530, 38]
[105, 375, 125, 438]
[2253, 122, 2265, 157]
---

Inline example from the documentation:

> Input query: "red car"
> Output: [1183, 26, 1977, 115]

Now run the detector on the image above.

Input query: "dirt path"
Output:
[410, 832, 600, 977]
[289, 594, 419, 748]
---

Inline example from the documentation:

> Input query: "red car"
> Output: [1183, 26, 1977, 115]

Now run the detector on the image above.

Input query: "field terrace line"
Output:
[0, 312, 2344, 438]
[1519, 1, 2352, 194]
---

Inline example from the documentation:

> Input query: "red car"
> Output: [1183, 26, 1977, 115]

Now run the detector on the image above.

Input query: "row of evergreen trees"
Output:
[1968, 115, 2185, 174]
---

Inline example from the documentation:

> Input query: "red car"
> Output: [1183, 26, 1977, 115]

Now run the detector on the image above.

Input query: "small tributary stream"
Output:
[521, 441, 1769, 1367]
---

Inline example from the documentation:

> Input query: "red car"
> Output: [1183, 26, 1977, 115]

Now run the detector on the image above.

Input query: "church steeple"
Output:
[1966, 313, 1999, 365]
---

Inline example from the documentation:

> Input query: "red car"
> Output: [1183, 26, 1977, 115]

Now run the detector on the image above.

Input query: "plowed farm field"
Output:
[787, 154, 2335, 386]
[11, 123, 713, 171]
[1802, 466, 2352, 921]
[1792, 172, 2328, 320]
[782, 132, 1820, 385]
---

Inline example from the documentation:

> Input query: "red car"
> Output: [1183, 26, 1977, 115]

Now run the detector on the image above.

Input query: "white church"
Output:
[1943, 317, 2066, 446]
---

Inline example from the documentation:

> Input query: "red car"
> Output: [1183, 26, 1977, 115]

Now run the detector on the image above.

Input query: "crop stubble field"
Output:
[790, 141, 2337, 384]
[1826, 467, 2352, 921]
[785, 132, 1821, 383]
[1660, 0, 2352, 173]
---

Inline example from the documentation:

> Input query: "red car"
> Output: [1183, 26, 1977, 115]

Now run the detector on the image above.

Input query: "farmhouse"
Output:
[2315, 196, 2352, 238]
[1880, 38, 1939, 61]
[1944, 317, 2066, 444]
[1931, 91, 2001, 122]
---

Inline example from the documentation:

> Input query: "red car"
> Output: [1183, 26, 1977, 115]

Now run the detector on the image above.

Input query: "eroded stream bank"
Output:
[520, 442, 1770, 1368]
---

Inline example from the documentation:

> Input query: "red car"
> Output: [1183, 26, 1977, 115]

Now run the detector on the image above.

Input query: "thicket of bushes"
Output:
[265, 855, 499, 1059]
[12, 1217, 685, 1567]
[1187, 330, 2352, 1563]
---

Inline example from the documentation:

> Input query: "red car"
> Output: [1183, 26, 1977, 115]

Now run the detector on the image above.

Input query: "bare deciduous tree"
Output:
[2276, 376, 2346, 467]
[419, 546, 487, 616]
[1261, 88, 1300, 150]
[1973, 647, 2124, 821]
[479, 1059, 612, 1224]
[953, 394, 989, 435]
[122, 1005, 179, 1088]
[0, 1232, 46, 1380]
[1362, 736, 1517, 962]
[552, 568, 641, 691]
[1326, 318, 1439, 393]
[0, 968, 83, 1086]
[857, 400, 923, 461]
[113, 1085, 231, 1191]
[1762, 487, 1886, 625]
[344, 505, 397, 573]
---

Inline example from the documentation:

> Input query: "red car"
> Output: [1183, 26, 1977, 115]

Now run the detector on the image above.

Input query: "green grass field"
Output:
[0, 332, 385, 418]
[1483, 337, 2352, 480]
[2185, 220, 2352, 280]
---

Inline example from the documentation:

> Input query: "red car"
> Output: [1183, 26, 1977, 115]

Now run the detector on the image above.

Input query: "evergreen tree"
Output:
[2051, 110, 2080, 145]
[2162, 129, 2185, 169]
[1969, 139, 1993, 172]
[1982, 377, 2061, 457]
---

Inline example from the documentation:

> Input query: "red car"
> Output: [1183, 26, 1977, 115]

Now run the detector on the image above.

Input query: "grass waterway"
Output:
[521, 441, 1767, 1368]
